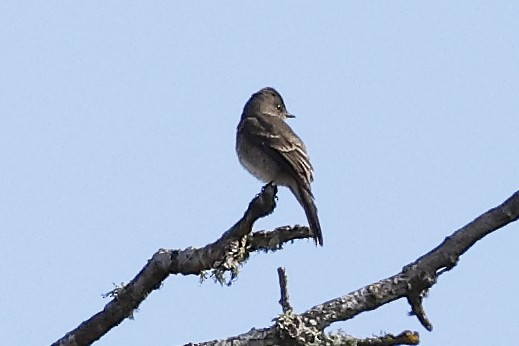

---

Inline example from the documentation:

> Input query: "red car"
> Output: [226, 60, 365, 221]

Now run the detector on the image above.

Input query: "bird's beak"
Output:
[285, 112, 295, 118]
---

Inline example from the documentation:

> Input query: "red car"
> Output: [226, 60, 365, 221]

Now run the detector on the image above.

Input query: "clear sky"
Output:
[1, 2, 518, 345]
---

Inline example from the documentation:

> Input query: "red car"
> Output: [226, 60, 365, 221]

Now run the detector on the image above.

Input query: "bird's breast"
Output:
[236, 136, 280, 183]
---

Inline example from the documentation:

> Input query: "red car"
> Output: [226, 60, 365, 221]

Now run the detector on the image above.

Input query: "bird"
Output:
[235, 87, 323, 246]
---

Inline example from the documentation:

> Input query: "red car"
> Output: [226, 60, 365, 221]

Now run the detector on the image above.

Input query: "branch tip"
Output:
[277, 267, 292, 313]
[407, 294, 433, 331]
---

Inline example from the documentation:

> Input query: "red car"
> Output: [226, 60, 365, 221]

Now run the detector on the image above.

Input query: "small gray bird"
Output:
[236, 87, 323, 246]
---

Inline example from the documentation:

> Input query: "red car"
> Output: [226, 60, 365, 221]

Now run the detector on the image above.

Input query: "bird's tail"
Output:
[293, 185, 323, 246]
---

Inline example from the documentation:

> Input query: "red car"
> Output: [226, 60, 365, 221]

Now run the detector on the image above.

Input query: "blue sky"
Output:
[1, 2, 518, 345]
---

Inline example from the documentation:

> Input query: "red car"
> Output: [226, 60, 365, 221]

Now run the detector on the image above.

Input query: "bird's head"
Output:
[243, 87, 295, 120]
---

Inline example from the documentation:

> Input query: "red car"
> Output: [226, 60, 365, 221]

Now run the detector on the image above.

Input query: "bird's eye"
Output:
[276, 104, 282, 111]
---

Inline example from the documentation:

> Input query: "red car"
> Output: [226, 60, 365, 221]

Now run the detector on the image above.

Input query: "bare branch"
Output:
[277, 267, 293, 313]
[354, 330, 420, 345]
[194, 190, 519, 345]
[324, 330, 420, 346]
[302, 191, 519, 331]
[248, 225, 314, 251]
[52, 183, 317, 346]
[407, 293, 431, 331]
[53, 188, 519, 345]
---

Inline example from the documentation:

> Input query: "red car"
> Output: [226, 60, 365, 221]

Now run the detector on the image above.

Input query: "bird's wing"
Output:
[240, 115, 314, 186]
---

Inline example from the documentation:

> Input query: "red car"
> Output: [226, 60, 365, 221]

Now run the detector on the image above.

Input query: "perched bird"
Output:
[236, 87, 323, 246]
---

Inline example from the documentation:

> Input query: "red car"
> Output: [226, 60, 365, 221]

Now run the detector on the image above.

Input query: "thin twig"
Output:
[277, 267, 292, 313]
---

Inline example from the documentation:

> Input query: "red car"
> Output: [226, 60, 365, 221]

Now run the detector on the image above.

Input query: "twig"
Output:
[277, 267, 292, 313]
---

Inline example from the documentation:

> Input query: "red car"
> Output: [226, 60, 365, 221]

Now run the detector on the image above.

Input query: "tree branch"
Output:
[53, 188, 519, 345]
[52, 183, 316, 346]
[190, 190, 519, 345]
[277, 267, 293, 313]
